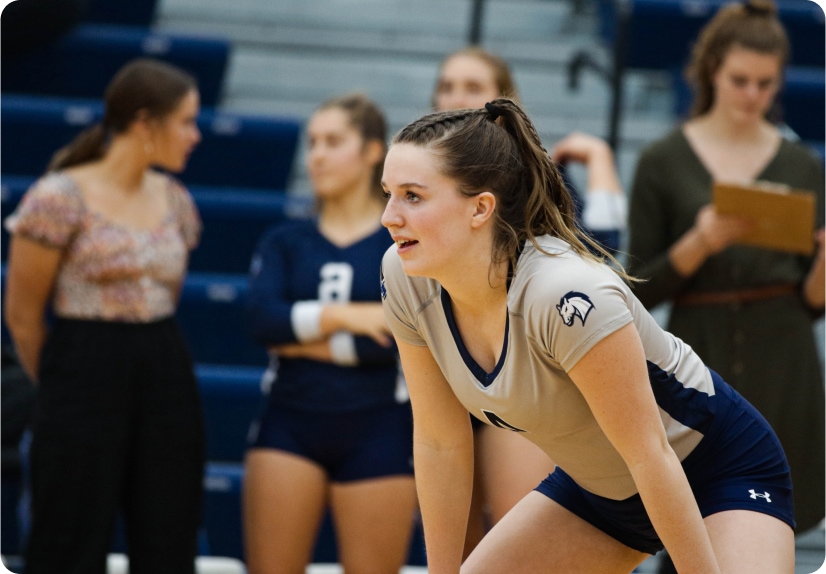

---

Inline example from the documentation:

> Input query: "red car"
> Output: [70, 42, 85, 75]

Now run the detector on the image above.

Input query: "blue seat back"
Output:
[1, 176, 313, 273]
[782, 66, 825, 141]
[182, 109, 302, 190]
[188, 187, 313, 274]
[83, 0, 159, 27]
[2, 24, 229, 107]
[599, 0, 824, 71]
[197, 364, 267, 462]
[177, 273, 267, 366]
[671, 65, 825, 141]
[1, 95, 302, 190]
[202, 462, 245, 559]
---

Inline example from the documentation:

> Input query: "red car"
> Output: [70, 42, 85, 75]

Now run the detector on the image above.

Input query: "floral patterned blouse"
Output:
[4, 171, 201, 322]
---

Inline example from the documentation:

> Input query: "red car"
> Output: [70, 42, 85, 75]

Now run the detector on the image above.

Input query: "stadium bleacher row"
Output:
[0, 0, 361, 569]
[1, 0, 824, 572]
[577, 0, 825, 150]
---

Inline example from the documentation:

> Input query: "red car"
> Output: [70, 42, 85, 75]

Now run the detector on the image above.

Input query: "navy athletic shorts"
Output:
[535, 370, 794, 555]
[249, 401, 414, 482]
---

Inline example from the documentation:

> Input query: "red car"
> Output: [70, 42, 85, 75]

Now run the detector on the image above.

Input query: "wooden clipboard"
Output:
[713, 181, 816, 255]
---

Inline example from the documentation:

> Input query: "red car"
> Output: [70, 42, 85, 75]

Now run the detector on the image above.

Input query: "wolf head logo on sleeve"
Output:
[556, 291, 595, 326]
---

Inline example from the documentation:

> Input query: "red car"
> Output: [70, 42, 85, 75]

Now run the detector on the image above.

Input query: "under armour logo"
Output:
[749, 489, 771, 502]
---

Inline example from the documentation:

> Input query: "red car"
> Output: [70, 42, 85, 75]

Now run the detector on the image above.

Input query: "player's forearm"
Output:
[631, 451, 720, 574]
[415, 439, 474, 573]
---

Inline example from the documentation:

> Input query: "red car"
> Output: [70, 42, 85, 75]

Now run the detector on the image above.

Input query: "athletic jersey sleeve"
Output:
[245, 226, 301, 346]
[380, 246, 427, 346]
[525, 256, 633, 372]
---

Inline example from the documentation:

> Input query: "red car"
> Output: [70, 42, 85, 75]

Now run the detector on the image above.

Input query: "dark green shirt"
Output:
[627, 128, 825, 531]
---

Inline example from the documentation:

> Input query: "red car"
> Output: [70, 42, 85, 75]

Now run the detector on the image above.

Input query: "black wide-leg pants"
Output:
[24, 317, 205, 574]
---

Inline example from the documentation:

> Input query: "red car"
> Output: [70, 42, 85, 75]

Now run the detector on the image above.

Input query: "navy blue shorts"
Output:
[249, 401, 414, 483]
[535, 372, 794, 555]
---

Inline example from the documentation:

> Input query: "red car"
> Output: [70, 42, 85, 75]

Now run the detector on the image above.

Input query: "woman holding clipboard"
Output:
[626, 0, 825, 550]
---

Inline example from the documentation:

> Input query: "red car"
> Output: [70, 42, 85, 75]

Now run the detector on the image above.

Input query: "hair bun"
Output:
[743, 0, 776, 17]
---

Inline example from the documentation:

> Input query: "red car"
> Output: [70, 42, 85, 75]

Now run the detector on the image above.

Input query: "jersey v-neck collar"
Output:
[440, 288, 509, 388]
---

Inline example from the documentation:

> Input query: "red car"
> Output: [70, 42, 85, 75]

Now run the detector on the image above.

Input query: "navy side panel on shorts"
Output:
[535, 369, 793, 554]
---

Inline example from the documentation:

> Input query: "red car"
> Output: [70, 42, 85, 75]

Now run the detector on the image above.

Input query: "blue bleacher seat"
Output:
[598, 0, 825, 71]
[2, 24, 229, 107]
[202, 462, 246, 559]
[182, 108, 302, 191]
[177, 273, 266, 366]
[781, 66, 825, 141]
[188, 187, 313, 274]
[83, 0, 158, 27]
[1, 176, 313, 272]
[2, 179, 305, 366]
[0, 265, 263, 366]
[671, 65, 825, 141]
[584, 0, 824, 147]
[196, 364, 267, 462]
[0, 95, 302, 190]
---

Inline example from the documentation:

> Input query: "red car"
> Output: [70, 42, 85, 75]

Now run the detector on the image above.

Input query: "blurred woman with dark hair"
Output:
[4, 58, 205, 574]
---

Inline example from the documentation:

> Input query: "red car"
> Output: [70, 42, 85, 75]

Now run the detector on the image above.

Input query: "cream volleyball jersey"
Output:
[381, 235, 718, 501]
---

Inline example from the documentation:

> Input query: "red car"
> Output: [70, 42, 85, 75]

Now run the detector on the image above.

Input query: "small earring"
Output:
[144, 141, 155, 154]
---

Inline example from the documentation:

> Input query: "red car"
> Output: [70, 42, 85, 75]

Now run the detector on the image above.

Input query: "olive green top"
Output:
[627, 128, 825, 531]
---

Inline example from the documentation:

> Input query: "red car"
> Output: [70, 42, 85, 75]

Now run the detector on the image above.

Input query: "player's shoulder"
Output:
[515, 237, 624, 309]
[521, 237, 615, 281]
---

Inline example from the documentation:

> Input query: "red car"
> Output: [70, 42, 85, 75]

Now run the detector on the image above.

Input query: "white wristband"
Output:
[582, 190, 628, 231]
[290, 301, 323, 342]
[329, 332, 358, 366]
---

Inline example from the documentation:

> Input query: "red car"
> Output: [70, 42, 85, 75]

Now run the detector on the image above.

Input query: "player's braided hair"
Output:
[392, 98, 628, 278]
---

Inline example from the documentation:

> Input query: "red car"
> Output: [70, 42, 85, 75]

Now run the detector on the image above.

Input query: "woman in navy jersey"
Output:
[243, 93, 416, 574]
[380, 98, 794, 573]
